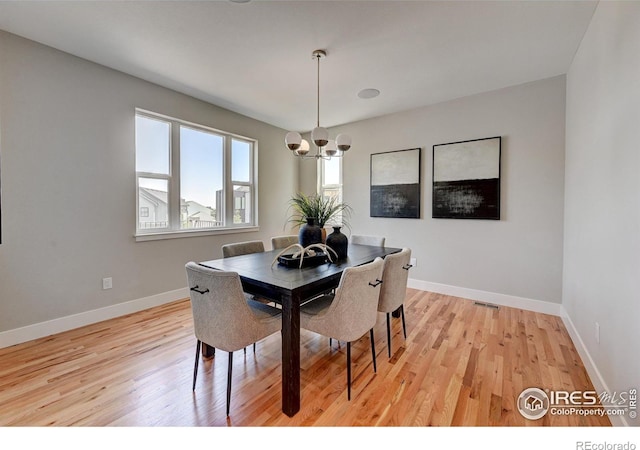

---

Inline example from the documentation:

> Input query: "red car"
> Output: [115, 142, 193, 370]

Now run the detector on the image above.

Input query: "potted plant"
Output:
[288, 192, 351, 228]
[287, 192, 351, 245]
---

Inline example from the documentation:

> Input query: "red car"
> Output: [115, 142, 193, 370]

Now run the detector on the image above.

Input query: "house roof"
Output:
[139, 187, 167, 206]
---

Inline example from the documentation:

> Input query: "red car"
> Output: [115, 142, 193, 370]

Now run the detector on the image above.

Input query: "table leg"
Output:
[280, 291, 301, 417]
[201, 343, 215, 359]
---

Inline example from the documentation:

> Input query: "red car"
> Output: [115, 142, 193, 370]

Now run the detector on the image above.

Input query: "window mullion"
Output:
[224, 136, 233, 227]
[169, 121, 181, 230]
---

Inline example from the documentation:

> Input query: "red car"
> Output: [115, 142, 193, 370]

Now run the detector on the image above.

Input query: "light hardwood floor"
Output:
[0, 289, 610, 426]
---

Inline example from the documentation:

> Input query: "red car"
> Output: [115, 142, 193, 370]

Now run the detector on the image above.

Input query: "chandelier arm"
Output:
[295, 152, 341, 161]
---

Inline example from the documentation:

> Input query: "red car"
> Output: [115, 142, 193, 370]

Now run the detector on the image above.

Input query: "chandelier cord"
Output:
[316, 52, 321, 128]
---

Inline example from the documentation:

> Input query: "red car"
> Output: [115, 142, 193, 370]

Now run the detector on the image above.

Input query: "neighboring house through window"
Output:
[135, 110, 256, 238]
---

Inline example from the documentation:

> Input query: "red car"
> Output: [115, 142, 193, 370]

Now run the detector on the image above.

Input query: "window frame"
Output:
[317, 155, 343, 197]
[135, 109, 258, 241]
[317, 155, 343, 223]
[230, 136, 256, 227]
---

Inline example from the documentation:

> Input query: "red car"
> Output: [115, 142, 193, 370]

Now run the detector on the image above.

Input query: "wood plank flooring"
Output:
[0, 289, 610, 426]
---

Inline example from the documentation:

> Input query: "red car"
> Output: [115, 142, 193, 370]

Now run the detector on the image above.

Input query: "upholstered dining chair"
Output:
[350, 234, 386, 247]
[185, 262, 282, 416]
[271, 235, 299, 250]
[221, 240, 265, 258]
[377, 248, 412, 358]
[222, 239, 274, 346]
[299, 257, 384, 400]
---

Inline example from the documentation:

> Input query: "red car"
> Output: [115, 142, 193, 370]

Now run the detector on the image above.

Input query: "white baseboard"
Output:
[407, 278, 563, 316]
[3, 279, 621, 426]
[1, 280, 557, 350]
[0, 287, 188, 350]
[560, 307, 628, 427]
[406, 278, 626, 426]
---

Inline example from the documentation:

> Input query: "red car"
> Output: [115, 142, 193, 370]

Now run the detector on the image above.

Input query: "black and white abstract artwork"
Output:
[370, 148, 421, 218]
[432, 136, 501, 220]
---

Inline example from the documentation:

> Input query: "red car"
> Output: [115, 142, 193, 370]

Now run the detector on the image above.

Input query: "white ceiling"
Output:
[0, 1, 597, 132]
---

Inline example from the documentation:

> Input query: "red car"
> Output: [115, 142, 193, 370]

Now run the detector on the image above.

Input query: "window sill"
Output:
[135, 226, 260, 242]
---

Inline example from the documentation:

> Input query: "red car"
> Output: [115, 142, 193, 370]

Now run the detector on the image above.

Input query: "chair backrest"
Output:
[185, 262, 272, 352]
[378, 248, 412, 314]
[221, 240, 265, 258]
[351, 234, 386, 247]
[316, 257, 384, 342]
[271, 235, 299, 250]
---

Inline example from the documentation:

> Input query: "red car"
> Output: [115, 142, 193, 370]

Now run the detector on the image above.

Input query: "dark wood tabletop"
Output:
[199, 243, 401, 417]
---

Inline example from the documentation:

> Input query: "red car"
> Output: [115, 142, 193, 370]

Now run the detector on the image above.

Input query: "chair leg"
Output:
[369, 329, 377, 373]
[192, 340, 201, 391]
[226, 351, 233, 416]
[347, 342, 352, 401]
[400, 304, 407, 339]
[253, 342, 256, 352]
[386, 312, 392, 358]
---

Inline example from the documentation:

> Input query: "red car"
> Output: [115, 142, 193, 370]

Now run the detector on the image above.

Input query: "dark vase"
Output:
[299, 217, 322, 248]
[325, 226, 348, 260]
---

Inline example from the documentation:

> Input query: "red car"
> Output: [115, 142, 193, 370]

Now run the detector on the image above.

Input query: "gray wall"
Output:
[564, 2, 640, 425]
[2, 5, 637, 424]
[0, 31, 297, 333]
[0, 29, 567, 337]
[303, 76, 567, 304]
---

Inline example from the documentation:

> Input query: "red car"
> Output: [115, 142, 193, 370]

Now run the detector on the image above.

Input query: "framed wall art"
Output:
[370, 147, 421, 218]
[432, 136, 501, 220]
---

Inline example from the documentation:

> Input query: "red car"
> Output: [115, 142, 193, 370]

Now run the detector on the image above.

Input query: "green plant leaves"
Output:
[287, 192, 352, 230]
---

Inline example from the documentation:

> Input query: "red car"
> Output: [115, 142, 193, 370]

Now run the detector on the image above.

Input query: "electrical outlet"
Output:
[595, 322, 600, 344]
[102, 277, 113, 290]
[410, 257, 417, 267]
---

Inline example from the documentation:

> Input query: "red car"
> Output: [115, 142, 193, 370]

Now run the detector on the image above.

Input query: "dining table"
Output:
[199, 243, 401, 417]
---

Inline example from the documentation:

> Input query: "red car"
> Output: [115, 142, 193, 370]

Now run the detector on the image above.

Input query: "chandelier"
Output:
[284, 49, 352, 159]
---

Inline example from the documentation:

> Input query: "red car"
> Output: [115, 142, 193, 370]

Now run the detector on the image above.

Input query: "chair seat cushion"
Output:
[247, 299, 282, 319]
[245, 292, 279, 305]
[300, 294, 334, 317]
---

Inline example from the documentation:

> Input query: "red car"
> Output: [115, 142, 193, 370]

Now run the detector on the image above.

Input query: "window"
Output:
[318, 155, 343, 223]
[135, 110, 256, 238]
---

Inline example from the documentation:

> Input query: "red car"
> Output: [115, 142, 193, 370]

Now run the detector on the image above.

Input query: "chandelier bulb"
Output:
[311, 126, 329, 147]
[336, 133, 352, 151]
[296, 139, 310, 156]
[325, 140, 338, 157]
[285, 131, 302, 151]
